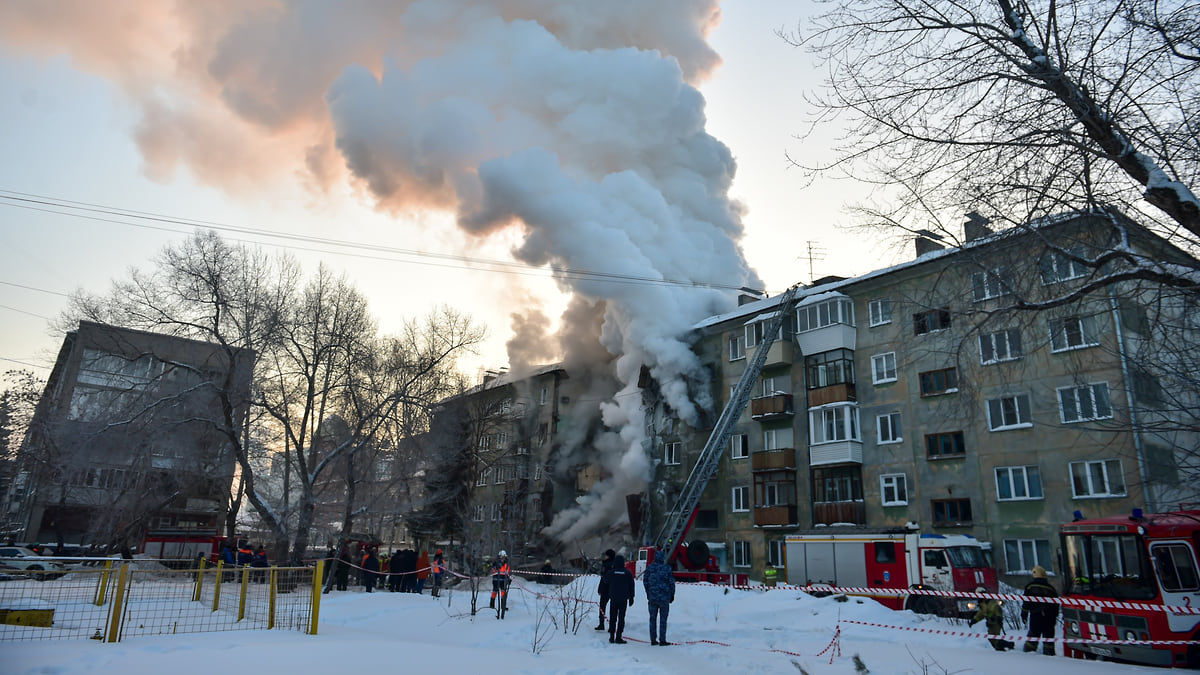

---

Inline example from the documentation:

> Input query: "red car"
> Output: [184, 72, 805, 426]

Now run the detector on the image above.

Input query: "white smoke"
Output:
[0, 0, 762, 544]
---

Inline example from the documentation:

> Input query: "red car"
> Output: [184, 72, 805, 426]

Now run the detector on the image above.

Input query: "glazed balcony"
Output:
[753, 504, 799, 527]
[751, 338, 795, 368]
[809, 440, 863, 466]
[751, 448, 797, 472]
[750, 393, 794, 420]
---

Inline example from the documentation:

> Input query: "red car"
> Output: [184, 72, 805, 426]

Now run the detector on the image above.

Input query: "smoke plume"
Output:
[0, 0, 763, 544]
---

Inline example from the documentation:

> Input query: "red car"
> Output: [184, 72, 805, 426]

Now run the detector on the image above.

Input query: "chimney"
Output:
[914, 229, 945, 257]
[963, 211, 993, 241]
[737, 286, 766, 306]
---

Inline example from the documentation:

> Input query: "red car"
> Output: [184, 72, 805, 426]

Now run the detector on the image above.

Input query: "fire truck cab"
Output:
[784, 525, 997, 617]
[1060, 509, 1200, 668]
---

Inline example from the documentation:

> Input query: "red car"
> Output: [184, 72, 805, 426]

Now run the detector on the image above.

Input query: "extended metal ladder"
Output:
[655, 285, 799, 563]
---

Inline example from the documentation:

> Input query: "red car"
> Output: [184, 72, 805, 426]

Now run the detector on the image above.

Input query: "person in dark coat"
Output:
[401, 549, 418, 593]
[642, 549, 676, 645]
[431, 549, 445, 598]
[1021, 565, 1059, 655]
[363, 548, 380, 592]
[388, 549, 403, 592]
[334, 545, 352, 591]
[595, 548, 616, 630]
[603, 554, 635, 644]
[236, 542, 254, 567]
[250, 546, 269, 584]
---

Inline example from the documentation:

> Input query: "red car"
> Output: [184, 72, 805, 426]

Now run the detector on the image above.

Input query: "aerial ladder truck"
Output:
[628, 286, 799, 584]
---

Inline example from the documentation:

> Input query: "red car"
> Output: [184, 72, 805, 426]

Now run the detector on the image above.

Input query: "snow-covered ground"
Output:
[5, 575, 1166, 674]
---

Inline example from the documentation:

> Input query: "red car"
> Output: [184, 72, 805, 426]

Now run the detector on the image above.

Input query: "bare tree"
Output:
[787, 0, 1198, 244]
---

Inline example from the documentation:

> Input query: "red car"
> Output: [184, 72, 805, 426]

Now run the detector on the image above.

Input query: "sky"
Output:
[2, 569, 1168, 675]
[0, 1, 893, 385]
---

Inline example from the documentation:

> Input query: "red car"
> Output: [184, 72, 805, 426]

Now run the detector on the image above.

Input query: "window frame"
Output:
[664, 441, 681, 466]
[808, 403, 860, 445]
[1040, 246, 1089, 285]
[733, 540, 751, 568]
[931, 498, 973, 526]
[918, 367, 958, 396]
[796, 297, 855, 333]
[869, 298, 893, 327]
[925, 431, 966, 459]
[1003, 538, 1053, 575]
[979, 328, 1022, 364]
[1050, 315, 1100, 353]
[877, 411, 902, 445]
[880, 473, 908, 506]
[767, 539, 784, 568]
[731, 486, 750, 513]
[995, 465, 1044, 501]
[913, 308, 952, 336]
[1070, 459, 1126, 498]
[971, 267, 1013, 302]
[986, 394, 1032, 430]
[1150, 543, 1200, 593]
[871, 352, 897, 384]
[730, 433, 749, 460]
[1058, 382, 1113, 423]
[728, 334, 745, 361]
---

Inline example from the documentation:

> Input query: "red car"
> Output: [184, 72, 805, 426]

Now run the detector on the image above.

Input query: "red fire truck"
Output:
[1059, 509, 1200, 668]
[784, 525, 998, 617]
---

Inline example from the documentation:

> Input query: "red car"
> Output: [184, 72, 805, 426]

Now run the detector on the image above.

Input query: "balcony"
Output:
[812, 500, 866, 526]
[750, 393, 794, 420]
[751, 448, 797, 472]
[809, 440, 863, 466]
[753, 504, 799, 527]
[807, 383, 855, 407]
[751, 338, 795, 368]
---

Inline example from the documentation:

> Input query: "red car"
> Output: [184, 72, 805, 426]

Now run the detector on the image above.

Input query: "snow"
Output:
[4, 576, 1168, 675]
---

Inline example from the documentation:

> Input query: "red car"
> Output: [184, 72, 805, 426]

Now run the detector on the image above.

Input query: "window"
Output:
[1058, 383, 1113, 423]
[755, 470, 796, 507]
[971, 268, 1013, 301]
[516, 445, 529, 455]
[1050, 315, 1100, 352]
[995, 465, 1043, 500]
[871, 352, 897, 384]
[767, 539, 784, 568]
[476, 468, 491, 486]
[494, 465, 506, 484]
[979, 328, 1022, 364]
[732, 486, 750, 512]
[533, 463, 542, 481]
[763, 427, 793, 451]
[812, 466, 863, 503]
[695, 510, 719, 529]
[919, 368, 958, 396]
[877, 412, 902, 444]
[1040, 246, 1089, 284]
[880, 473, 908, 506]
[745, 315, 789, 348]
[925, 431, 965, 459]
[1004, 539, 1052, 574]
[761, 376, 783, 397]
[664, 441, 681, 466]
[869, 298, 892, 327]
[987, 394, 1032, 430]
[797, 296, 854, 332]
[733, 540, 751, 568]
[539, 387, 548, 405]
[932, 498, 972, 525]
[729, 334, 745, 361]
[876, 542, 897, 563]
[473, 504, 485, 521]
[1150, 544, 1200, 592]
[806, 349, 855, 389]
[730, 434, 749, 459]
[809, 404, 860, 444]
[913, 308, 951, 335]
[1070, 459, 1126, 497]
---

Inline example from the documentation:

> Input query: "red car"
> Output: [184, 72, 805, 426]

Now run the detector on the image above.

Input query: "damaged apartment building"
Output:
[439, 210, 1198, 587]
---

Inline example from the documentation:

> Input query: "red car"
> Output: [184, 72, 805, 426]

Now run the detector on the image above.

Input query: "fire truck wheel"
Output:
[1186, 636, 1199, 669]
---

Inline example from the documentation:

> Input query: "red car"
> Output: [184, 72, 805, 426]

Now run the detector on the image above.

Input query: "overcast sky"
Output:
[0, 1, 902, 381]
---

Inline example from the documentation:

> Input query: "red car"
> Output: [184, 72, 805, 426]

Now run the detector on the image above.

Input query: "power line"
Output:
[0, 189, 752, 292]
[0, 303, 52, 320]
[0, 280, 71, 297]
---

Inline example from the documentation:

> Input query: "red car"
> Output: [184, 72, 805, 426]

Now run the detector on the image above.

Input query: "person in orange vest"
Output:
[490, 550, 511, 617]
[431, 549, 445, 598]
[237, 542, 254, 567]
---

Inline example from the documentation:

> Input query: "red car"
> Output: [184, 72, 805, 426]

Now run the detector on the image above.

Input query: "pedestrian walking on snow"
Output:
[604, 554, 635, 644]
[642, 549, 676, 646]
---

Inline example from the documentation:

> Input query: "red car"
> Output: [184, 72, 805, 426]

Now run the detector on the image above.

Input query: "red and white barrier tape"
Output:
[839, 619, 1198, 646]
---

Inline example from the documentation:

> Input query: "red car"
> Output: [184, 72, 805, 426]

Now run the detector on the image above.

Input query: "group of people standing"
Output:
[327, 545, 444, 595]
[218, 542, 269, 581]
[385, 548, 429, 593]
[970, 564, 1060, 655]
[594, 547, 675, 646]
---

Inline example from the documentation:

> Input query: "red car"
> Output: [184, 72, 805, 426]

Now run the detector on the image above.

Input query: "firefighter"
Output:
[490, 550, 511, 614]
[969, 586, 1011, 651]
[237, 542, 254, 567]
[1021, 565, 1059, 655]
[604, 554, 635, 644]
[362, 548, 380, 592]
[595, 548, 616, 630]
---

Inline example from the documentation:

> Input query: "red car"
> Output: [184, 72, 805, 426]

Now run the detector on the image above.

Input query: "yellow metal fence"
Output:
[0, 560, 323, 642]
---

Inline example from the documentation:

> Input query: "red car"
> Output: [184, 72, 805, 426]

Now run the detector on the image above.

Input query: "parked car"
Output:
[0, 546, 69, 580]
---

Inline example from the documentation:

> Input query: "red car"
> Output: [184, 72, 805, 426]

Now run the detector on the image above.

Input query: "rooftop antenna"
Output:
[801, 241, 826, 284]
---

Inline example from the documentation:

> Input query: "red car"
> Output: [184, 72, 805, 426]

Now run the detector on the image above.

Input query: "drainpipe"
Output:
[1106, 225, 1154, 513]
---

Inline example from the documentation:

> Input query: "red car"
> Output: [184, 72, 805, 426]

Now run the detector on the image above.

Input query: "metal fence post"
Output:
[192, 558, 206, 602]
[268, 567, 277, 630]
[309, 561, 324, 635]
[104, 564, 131, 643]
[237, 566, 250, 621]
[212, 560, 224, 612]
[94, 559, 113, 606]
